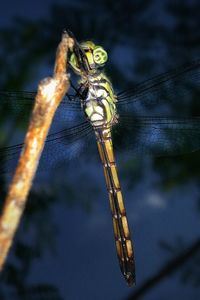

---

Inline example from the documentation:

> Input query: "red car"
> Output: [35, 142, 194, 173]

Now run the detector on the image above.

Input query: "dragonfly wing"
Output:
[117, 59, 200, 115]
[0, 91, 82, 121]
[0, 120, 95, 175]
[113, 115, 200, 156]
[0, 89, 98, 175]
[0, 91, 81, 107]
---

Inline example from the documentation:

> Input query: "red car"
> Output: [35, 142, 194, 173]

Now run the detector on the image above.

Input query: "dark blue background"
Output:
[0, 1, 200, 299]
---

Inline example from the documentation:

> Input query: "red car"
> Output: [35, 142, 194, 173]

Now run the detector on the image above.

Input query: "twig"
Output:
[125, 238, 200, 300]
[0, 31, 74, 270]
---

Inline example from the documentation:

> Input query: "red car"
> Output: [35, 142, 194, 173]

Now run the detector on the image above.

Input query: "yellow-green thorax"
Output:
[69, 41, 118, 128]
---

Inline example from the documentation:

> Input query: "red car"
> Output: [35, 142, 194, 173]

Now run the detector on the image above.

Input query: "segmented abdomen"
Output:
[95, 128, 136, 286]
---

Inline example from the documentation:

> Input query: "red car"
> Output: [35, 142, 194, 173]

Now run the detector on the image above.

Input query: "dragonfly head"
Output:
[69, 40, 108, 75]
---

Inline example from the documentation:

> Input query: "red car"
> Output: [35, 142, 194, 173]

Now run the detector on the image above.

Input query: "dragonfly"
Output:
[0, 32, 200, 286]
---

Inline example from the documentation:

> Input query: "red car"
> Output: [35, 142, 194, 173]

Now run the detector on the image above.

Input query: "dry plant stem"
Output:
[0, 32, 74, 270]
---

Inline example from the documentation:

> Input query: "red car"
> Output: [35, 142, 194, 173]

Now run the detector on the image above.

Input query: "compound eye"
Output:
[93, 47, 108, 65]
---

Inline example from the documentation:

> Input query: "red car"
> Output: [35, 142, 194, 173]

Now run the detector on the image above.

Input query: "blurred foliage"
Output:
[0, 187, 65, 299]
[125, 238, 200, 299]
[0, 0, 199, 297]
[160, 238, 200, 287]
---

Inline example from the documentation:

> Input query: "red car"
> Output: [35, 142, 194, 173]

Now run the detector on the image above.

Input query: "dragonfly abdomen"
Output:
[95, 128, 136, 286]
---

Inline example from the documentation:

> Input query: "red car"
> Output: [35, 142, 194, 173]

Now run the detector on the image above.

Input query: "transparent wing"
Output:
[0, 90, 82, 116]
[113, 115, 200, 156]
[114, 60, 200, 156]
[0, 91, 95, 175]
[1, 59, 200, 174]
[117, 59, 200, 116]
[0, 120, 95, 175]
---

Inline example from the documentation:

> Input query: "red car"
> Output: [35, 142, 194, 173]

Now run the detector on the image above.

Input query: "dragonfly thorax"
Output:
[69, 38, 118, 128]
[81, 73, 118, 128]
